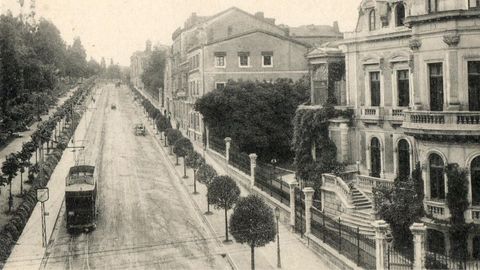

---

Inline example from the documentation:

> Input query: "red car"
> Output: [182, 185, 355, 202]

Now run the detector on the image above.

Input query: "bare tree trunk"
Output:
[183, 158, 187, 178]
[251, 245, 255, 270]
[224, 206, 229, 241]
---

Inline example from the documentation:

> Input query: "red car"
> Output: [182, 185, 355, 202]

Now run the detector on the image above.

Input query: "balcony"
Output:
[425, 200, 449, 221]
[403, 110, 480, 139]
[359, 107, 384, 124]
[355, 174, 393, 195]
[384, 108, 405, 124]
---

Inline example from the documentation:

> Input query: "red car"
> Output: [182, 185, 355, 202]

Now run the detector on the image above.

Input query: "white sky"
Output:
[0, 0, 362, 66]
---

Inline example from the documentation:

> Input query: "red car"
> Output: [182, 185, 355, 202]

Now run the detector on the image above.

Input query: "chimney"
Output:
[254, 12, 264, 19]
[333, 21, 339, 33]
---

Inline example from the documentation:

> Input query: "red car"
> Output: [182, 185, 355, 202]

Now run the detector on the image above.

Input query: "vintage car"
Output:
[111, 104, 116, 110]
[135, 123, 146, 136]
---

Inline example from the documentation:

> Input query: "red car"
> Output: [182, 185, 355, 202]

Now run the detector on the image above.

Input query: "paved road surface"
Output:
[41, 84, 230, 270]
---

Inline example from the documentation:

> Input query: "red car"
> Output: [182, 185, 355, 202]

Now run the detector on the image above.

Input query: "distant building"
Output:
[164, 7, 342, 141]
[302, 0, 480, 257]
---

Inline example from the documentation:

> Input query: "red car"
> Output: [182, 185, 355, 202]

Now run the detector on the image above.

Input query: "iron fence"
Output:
[386, 246, 413, 270]
[310, 207, 376, 269]
[229, 144, 251, 175]
[209, 135, 226, 156]
[254, 162, 290, 206]
[425, 251, 480, 270]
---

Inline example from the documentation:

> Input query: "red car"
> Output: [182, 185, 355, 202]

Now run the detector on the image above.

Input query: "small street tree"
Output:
[230, 195, 276, 270]
[2, 154, 19, 212]
[166, 128, 182, 154]
[197, 164, 217, 214]
[208, 175, 240, 242]
[17, 147, 32, 196]
[173, 137, 193, 168]
[185, 151, 205, 194]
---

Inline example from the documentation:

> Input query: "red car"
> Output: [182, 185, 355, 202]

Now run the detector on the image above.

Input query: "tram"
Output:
[65, 165, 97, 232]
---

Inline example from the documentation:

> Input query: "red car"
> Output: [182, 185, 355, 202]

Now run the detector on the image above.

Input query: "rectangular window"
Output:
[215, 82, 226, 90]
[214, 52, 226, 68]
[468, 61, 480, 111]
[262, 51, 273, 67]
[429, 63, 444, 111]
[428, 0, 438, 13]
[238, 52, 250, 67]
[370, 72, 381, 106]
[397, 70, 410, 107]
[469, 0, 480, 8]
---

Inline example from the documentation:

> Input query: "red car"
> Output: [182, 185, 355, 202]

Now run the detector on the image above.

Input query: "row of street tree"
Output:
[133, 87, 277, 270]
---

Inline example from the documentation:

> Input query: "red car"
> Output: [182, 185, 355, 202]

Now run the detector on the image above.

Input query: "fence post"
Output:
[289, 181, 298, 232]
[410, 222, 427, 270]
[357, 227, 360, 266]
[249, 153, 257, 189]
[303, 187, 314, 236]
[372, 219, 389, 270]
[224, 137, 231, 173]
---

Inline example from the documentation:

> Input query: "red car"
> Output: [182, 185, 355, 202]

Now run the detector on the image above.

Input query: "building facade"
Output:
[164, 7, 342, 142]
[130, 40, 152, 91]
[308, 0, 480, 257]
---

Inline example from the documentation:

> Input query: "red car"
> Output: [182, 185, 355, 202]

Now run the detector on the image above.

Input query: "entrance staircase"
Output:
[322, 174, 377, 236]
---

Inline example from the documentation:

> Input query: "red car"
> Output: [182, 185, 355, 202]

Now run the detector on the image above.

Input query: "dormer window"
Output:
[396, 3, 405, 26]
[369, 9, 376, 31]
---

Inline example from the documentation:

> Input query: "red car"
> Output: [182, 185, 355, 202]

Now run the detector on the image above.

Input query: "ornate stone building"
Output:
[306, 0, 480, 257]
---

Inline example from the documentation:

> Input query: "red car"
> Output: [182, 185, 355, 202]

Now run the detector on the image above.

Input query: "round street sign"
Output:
[37, 188, 49, 203]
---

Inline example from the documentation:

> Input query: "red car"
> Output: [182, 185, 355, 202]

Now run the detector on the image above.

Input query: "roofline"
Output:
[173, 6, 287, 40]
[204, 29, 311, 48]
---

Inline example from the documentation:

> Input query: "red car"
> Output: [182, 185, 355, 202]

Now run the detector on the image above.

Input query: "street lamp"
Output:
[271, 158, 278, 181]
[274, 207, 281, 268]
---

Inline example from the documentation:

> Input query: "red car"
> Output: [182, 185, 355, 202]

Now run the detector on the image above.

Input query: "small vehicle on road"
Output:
[65, 165, 97, 233]
[135, 123, 146, 136]
[115, 82, 121, 87]
[111, 103, 116, 110]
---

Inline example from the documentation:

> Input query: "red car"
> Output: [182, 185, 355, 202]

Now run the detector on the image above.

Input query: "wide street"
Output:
[41, 83, 230, 270]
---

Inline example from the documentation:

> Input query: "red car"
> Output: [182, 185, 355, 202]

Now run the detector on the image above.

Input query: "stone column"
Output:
[410, 223, 427, 270]
[303, 187, 315, 236]
[249, 153, 257, 189]
[289, 181, 298, 231]
[205, 128, 210, 149]
[339, 122, 349, 162]
[372, 220, 389, 270]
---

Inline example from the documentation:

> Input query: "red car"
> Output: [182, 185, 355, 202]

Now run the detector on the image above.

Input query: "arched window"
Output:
[369, 10, 376, 31]
[370, 137, 381, 178]
[396, 3, 406, 26]
[398, 139, 410, 180]
[471, 156, 480, 205]
[429, 154, 445, 200]
[474, 235, 480, 259]
[368, 9, 376, 31]
[427, 229, 445, 254]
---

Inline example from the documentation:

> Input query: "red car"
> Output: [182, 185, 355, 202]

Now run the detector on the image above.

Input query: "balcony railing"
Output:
[359, 107, 384, 123]
[322, 174, 353, 205]
[403, 110, 480, 135]
[355, 175, 394, 194]
[425, 201, 449, 220]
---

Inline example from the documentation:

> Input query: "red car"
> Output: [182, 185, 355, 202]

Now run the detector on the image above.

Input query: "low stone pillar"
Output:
[289, 181, 298, 231]
[303, 187, 315, 235]
[249, 153, 257, 189]
[205, 128, 210, 149]
[410, 223, 427, 270]
[372, 220, 389, 270]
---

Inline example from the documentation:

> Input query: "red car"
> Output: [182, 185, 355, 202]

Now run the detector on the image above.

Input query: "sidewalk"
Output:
[140, 111, 330, 270]
[3, 86, 99, 270]
[0, 86, 78, 225]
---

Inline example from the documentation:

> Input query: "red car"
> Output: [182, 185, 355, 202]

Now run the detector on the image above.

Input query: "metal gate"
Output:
[294, 187, 305, 235]
[387, 246, 413, 270]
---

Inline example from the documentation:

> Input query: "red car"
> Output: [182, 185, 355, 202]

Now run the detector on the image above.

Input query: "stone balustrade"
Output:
[356, 174, 393, 194]
[403, 110, 480, 135]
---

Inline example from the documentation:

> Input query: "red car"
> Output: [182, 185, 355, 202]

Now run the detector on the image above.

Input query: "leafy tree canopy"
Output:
[185, 151, 205, 171]
[166, 129, 182, 146]
[173, 137, 193, 158]
[197, 164, 217, 186]
[208, 175, 240, 210]
[195, 78, 309, 163]
[230, 194, 276, 247]
[141, 48, 166, 100]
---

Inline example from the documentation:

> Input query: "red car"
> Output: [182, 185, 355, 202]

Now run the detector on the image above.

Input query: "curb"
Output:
[137, 102, 239, 270]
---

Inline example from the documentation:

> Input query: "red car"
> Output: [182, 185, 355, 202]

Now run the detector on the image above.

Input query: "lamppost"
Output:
[274, 207, 281, 268]
[271, 158, 278, 181]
